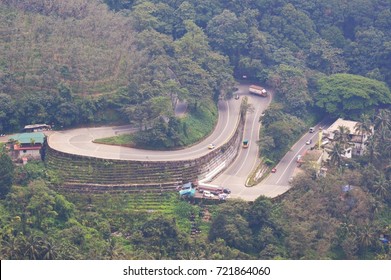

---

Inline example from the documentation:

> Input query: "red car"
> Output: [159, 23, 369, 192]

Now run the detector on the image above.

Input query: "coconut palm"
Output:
[356, 223, 375, 255]
[364, 135, 380, 164]
[23, 235, 45, 260]
[373, 174, 391, 201]
[41, 238, 58, 260]
[334, 125, 351, 149]
[1, 236, 23, 260]
[328, 142, 343, 166]
[354, 114, 373, 155]
[374, 109, 391, 140]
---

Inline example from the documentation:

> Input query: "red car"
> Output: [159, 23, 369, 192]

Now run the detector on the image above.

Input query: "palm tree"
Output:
[354, 114, 373, 155]
[1, 236, 22, 260]
[364, 135, 380, 164]
[41, 238, 58, 260]
[23, 235, 44, 260]
[356, 223, 375, 255]
[334, 125, 351, 149]
[328, 142, 342, 166]
[374, 109, 391, 140]
[373, 174, 391, 201]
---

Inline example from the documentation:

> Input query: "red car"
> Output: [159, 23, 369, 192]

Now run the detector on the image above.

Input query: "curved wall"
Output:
[46, 115, 244, 192]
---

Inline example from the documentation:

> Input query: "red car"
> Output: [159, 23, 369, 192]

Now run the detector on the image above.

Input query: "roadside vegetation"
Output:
[95, 100, 218, 149]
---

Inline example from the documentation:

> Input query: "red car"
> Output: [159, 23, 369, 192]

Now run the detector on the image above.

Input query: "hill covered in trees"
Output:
[1, 0, 391, 260]
[0, 0, 234, 135]
[2, 0, 390, 144]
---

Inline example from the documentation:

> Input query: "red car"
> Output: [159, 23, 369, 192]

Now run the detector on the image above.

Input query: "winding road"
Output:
[33, 82, 325, 200]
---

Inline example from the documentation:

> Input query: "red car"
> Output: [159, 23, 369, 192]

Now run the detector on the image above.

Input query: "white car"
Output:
[306, 139, 312, 145]
[203, 191, 214, 198]
[207, 144, 215, 149]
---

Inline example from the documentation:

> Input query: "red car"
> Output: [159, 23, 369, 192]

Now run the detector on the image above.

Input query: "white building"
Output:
[326, 118, 373, 157]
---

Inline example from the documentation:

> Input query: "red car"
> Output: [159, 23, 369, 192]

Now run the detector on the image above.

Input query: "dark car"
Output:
[223, 188, 231, 194]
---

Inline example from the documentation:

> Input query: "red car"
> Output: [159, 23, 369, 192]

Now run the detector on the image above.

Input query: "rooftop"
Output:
[12, 132, 45, 144]
[327, 118, 359, 135]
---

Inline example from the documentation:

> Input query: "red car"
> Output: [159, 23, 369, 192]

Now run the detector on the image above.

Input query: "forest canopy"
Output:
[1, 0, 391, 132]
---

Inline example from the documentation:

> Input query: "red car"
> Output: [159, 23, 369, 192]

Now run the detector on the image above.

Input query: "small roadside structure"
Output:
[10, 132, 45, 160]
[23, 124, 51, 132]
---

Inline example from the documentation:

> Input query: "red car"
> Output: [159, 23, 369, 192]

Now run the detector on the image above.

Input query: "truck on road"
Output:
[249, 85, 267, 97]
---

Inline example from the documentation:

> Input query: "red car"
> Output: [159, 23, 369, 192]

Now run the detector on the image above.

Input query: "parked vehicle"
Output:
[223, 188, 231, 194]
[198, 184, 223, 193]
[271, 168, 277, 173]
[309, 127, 315, 133]
[203, 191, 214, 198]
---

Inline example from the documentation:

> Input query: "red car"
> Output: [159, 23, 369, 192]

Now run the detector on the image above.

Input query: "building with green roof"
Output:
[11, 132, 46, 160]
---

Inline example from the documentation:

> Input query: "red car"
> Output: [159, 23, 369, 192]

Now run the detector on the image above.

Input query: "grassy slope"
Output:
[95, 100, 218, 149]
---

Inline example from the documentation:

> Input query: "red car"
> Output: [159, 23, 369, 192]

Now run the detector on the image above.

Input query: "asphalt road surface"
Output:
[2, 82, 329, 201]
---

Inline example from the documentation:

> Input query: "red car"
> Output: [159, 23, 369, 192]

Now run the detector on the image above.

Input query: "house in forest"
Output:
[325, 118, 373, 157]
[10, 132, 46, 160]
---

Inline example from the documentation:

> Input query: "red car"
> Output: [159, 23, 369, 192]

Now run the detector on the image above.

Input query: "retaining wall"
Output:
[46, 114, 244, 192]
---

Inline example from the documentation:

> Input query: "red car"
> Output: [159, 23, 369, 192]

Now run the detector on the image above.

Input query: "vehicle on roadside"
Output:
[203, 191, 214, 198]
[223, 188, 231, 194]
[309, 127, 315, 133]
[218, 193, 228, 200]
[234, 94, 240, 100]
[271, 168, 277, 173]
[208, 143, 215, 149]
[198, 184, 223, 194]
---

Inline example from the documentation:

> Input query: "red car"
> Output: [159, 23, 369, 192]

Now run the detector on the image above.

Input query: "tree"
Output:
[307, 39, 348, 74]
[0, 152, 14, 198]
[267, 64, 312, 115]
[374, 109, 391, 140]
[334, 125, 351, 149]
[354, 114, 373, 154]
[328, 142, 343, 166]
[315, 74, 391, 118]
[372, 174, 391, 201]
[206, 9, 249, 65]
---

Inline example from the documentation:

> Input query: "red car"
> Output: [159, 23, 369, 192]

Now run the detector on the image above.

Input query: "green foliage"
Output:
[97, 99, 217, 149]
[316, 74, 391, 118]
[258, 106, 306, 162]
[267, 65, 313, 115]
[208, 198, 284, 258]
[0, 152, 14, 198]
[13, 162, 46, 186]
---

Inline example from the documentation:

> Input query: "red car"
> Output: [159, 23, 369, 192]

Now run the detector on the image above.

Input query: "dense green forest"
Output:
[1, 0, 391, 259]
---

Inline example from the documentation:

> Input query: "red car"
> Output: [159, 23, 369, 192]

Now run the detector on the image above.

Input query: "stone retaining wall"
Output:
[46, 114, 244, 192]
